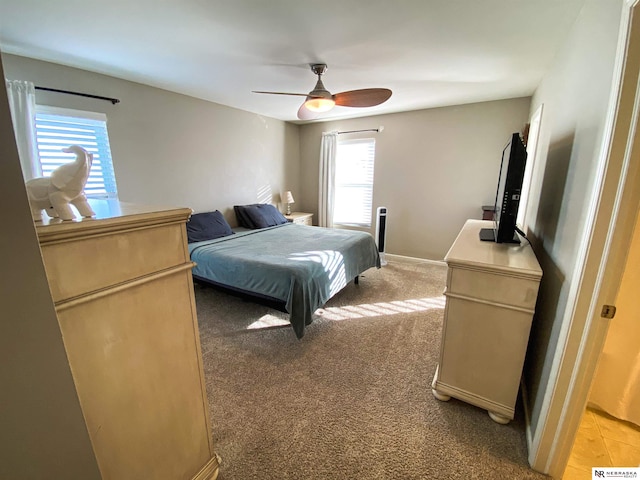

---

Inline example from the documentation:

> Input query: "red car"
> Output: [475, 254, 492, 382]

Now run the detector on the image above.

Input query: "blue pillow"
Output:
[237, 204, 288, 229]
[234, 204, 262, 228]
[186, 210, 234, 243]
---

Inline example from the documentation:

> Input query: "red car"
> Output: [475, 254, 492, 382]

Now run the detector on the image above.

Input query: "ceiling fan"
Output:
[253, 63, 392, 120]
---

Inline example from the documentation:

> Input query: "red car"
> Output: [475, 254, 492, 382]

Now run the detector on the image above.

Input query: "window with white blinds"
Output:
[34, 106, 118, 198]
[333, 138, 376, 227]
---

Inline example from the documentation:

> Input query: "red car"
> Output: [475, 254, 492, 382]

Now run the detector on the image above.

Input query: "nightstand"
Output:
[284, 212, 313, 226]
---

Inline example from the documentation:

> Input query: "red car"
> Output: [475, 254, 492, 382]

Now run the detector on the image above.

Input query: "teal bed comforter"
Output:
[189, 223, 380, 338]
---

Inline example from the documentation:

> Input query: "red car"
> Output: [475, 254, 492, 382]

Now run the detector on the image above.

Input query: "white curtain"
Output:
[318, 131, 338, 228]
[588, 211, 640, 427]
[5, 80, 40, 180]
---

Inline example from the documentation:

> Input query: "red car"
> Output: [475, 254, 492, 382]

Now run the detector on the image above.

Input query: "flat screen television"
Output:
[479, 132, 528, 244]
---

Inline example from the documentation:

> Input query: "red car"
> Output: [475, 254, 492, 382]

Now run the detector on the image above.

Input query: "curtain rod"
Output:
[35, 86, 120, 105]
[337, 126, 384, 135]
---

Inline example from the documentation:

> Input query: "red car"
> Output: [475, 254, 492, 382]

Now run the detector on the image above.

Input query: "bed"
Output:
[187, 207, 380, 338]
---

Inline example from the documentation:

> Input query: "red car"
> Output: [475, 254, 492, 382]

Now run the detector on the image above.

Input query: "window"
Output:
[34, 106, 118, 198]
[333, 138, 375, 227]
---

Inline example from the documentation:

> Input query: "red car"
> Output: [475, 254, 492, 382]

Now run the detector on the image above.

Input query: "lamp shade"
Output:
[283, 191, 295, 204]
[304, 97, 335, 112]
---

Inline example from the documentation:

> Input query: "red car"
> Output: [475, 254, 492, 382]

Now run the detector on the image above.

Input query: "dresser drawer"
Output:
[448, 266, 540, 310]
[439, 296, 533, 407]
[56, 270, 211, 479]
[41, 223, 187, 302]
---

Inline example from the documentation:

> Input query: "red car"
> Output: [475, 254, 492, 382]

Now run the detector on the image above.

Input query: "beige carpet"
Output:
[194, 259, 547, 480]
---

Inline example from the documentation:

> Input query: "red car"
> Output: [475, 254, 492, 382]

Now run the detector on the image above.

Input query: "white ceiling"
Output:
[0, 0, 585, 124]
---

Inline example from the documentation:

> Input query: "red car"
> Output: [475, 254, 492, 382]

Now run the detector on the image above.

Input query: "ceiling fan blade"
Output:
[252, 91, 309, 97]
[333, 88, 392, 107]
[297, 102, 320, 121]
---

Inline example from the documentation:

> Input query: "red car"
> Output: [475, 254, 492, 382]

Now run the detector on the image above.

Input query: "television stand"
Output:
[479, 227, 520, 244]
[432, 219, 542, 423]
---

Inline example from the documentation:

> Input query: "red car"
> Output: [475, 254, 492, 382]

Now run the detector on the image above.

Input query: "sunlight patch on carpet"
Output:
[246, 314, 290, 330]
[317, 296, 446, 321]
[245, 296, 445, 330]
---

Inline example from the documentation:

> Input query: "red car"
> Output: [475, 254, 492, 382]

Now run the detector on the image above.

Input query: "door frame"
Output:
[528, 0, 640, 476]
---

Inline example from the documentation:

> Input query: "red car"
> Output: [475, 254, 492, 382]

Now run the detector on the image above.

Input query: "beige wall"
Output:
[1, 53, 300, 226]
[521, 0, 623, 439]
[4, 51, 531, 260]
[0, 55, 101, 479]
[298, 98, 531, 260]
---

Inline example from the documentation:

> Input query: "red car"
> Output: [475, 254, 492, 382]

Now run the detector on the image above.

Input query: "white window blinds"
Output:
[333, 138, 376, 227]
[34, 106, 118, 198]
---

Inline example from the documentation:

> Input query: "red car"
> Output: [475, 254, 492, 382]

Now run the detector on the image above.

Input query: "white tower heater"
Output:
[375, 206, 388, 266]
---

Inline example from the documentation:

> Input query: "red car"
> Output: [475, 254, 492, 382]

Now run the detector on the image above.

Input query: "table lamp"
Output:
[283, 191, 295, 215]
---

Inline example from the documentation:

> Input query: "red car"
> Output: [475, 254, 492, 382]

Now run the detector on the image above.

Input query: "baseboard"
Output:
[192, 454, 220, 480]
[520, 376, 535, 462]
[385, 253, 446, 267]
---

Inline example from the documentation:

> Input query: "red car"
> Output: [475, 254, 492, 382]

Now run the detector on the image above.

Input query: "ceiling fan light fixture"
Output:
[253, 63, 392, 119]
[304, 97, 335, 112]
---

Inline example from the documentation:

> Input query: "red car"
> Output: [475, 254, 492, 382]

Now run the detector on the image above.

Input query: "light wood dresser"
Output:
[431, 219, 542, 424]
[36, 200, 219, 480]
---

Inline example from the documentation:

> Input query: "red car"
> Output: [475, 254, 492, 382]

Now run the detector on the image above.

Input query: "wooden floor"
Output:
[563, 408, 640, 479]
